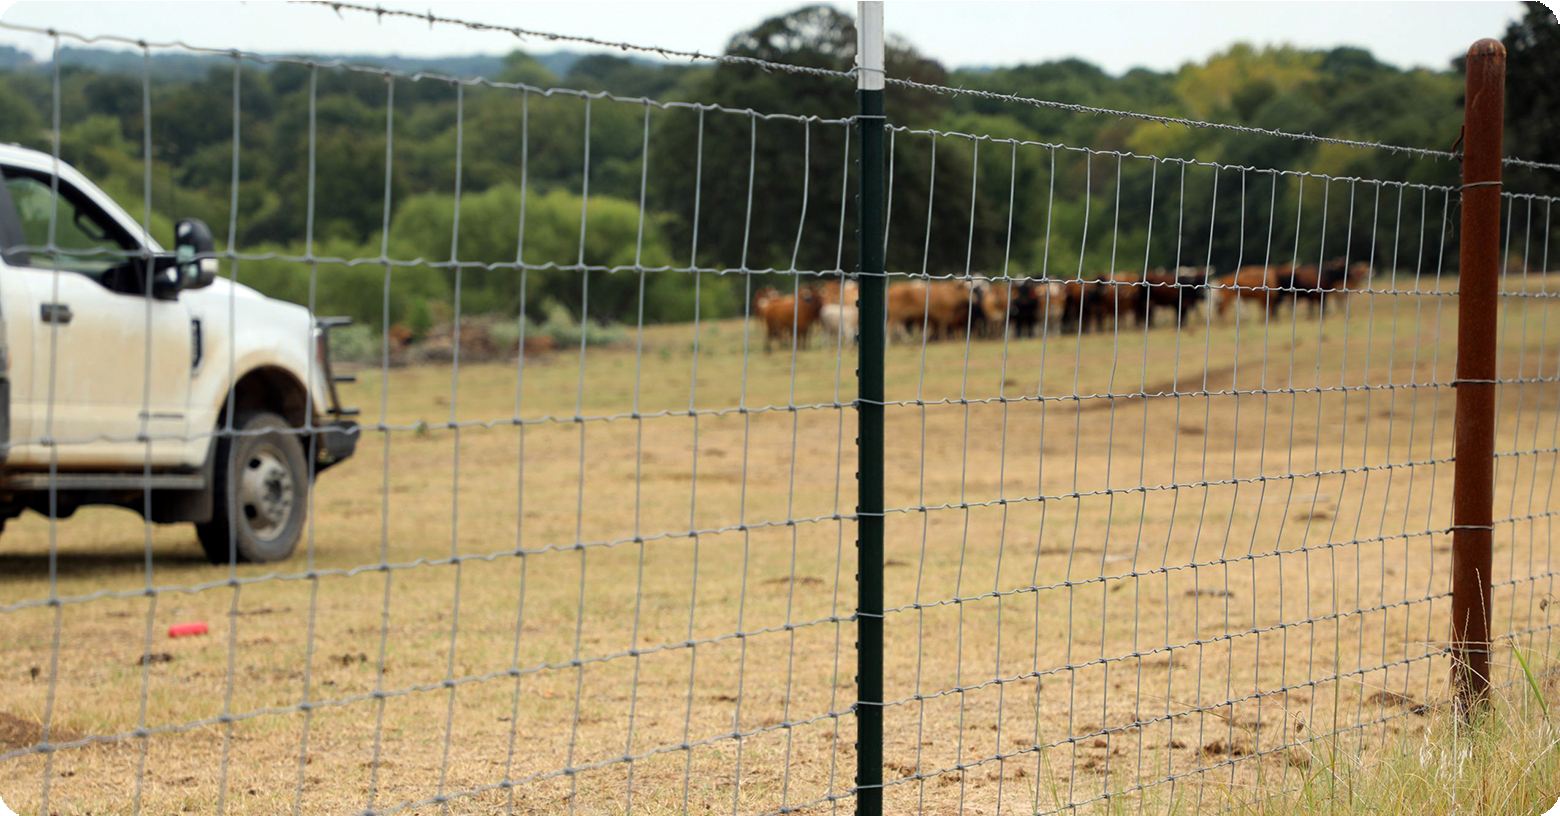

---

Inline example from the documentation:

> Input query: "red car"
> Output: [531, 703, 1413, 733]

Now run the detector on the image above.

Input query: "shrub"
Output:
[529, 299, 626, 348]
[323, 323, 380, 365]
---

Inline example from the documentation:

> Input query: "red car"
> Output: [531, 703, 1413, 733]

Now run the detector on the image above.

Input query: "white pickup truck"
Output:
[0, 144, 357, 562]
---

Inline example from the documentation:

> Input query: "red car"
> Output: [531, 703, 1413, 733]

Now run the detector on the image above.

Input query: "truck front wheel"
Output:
[196, 411, 310, 563]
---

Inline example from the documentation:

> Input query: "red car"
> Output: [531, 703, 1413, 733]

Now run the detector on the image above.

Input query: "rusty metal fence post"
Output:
[1450, 37, 1506, 712]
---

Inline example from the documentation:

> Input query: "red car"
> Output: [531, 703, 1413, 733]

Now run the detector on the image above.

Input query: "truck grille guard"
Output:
[315, 316, 360, 419]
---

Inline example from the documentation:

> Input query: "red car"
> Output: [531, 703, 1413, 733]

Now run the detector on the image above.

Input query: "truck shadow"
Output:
[0, 547, 211, 582]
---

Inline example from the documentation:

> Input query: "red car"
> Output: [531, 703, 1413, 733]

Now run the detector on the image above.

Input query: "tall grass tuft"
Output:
[1217, 647, 1560, 815]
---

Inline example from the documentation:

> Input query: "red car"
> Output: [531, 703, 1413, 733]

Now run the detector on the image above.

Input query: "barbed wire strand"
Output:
[294, 1, 1560, 172]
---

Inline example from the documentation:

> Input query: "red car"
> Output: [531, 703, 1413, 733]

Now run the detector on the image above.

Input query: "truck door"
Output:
[0, 194, 31, 466]
[0, 168, 191, 470]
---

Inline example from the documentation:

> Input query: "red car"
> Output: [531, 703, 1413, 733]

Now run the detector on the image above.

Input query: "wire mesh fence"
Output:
[0, 18, 866, 816]
[0, 5, 1556, 816]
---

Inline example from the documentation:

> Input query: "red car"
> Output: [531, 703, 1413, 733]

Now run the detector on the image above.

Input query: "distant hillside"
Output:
[0, 45, 31, 72]
[3, 45, 640, 81]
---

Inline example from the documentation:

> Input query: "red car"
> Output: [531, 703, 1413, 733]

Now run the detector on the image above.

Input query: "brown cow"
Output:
[1341, 261, 1371, 293]
[886, 279, 979, 342]
[1215, 264, 1292, 321]
[1089, 272, 1150, 329]
[1036, 281, 1069, 333]
[1062, 279, 1107, 333]
[934, 279, 984, 339]
[1275, 263, 1324, 317]
[1310, 259, 1371, 317]
[987, 279, 1068, 338]
[818, 279, 859, 307]
[1140, 267, 1211, 327]
[757, 286, 823, 352]
[1273, 258, 1370, 318]
[980, 279, 1013, 337]
[752, 285, 781, 317]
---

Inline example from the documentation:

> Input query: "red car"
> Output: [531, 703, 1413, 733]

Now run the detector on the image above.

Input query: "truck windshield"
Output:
[5, 172, 139, 280]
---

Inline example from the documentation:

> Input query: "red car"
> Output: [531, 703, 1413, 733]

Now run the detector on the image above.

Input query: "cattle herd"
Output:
[749, 258, 1374, 350]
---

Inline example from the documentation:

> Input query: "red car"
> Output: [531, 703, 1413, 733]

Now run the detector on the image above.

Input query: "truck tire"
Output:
[196, 411, 309, 564]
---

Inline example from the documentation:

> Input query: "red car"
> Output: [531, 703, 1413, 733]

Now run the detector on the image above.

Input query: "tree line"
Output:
[0, 3, 1552, 333]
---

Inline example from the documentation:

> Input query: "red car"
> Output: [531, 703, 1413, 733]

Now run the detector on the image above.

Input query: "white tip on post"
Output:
[857, 1, 885, 91]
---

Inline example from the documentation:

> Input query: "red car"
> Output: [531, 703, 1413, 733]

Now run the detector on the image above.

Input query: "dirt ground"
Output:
[3, 277, 1559, 815]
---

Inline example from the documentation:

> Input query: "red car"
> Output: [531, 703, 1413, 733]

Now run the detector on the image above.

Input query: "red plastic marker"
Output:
[168, 622, 208, 638]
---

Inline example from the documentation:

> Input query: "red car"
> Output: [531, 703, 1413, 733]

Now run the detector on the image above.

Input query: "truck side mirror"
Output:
[174, 218, 217, 290]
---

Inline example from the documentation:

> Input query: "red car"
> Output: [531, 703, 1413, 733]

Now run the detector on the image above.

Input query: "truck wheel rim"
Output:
[239, 444, 293, 540]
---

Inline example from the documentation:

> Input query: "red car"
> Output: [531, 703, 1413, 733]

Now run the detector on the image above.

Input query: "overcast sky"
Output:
[0, 1, 1527, 75]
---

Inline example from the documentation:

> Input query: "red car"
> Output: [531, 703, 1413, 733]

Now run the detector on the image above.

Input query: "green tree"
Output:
[0, 4, 1503, 317]
[649, 5, 957, 283]
[386, 183, 714, 323]
[0, 80, 43, 144]
[566, 54, 692, 99]
[1501, 2, 1560, 169]
[231, 236, 450, 330]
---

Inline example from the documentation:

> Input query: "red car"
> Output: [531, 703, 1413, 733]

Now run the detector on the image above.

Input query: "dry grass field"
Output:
[4, 275, 1560, 815]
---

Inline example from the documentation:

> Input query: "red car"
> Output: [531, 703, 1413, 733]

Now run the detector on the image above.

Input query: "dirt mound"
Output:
[0, 710, 81, 752]
[406, 319, 504, 365]
[388, 315, 548, 366]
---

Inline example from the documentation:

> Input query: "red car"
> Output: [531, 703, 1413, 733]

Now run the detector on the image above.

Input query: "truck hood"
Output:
[192, 276, 316, 324]
[212, 276, 292, 306]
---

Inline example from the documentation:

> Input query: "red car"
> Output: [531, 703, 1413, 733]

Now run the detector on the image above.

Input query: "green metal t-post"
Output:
[854, 2, 885, 815]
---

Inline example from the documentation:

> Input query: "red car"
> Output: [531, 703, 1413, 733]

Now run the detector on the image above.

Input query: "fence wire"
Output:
[0, 7, 1556, 816]
[861, 120, 1560, 814]
[1, 21, 863, 816]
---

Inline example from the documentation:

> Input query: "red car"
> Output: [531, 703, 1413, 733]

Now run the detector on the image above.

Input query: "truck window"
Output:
[4, 172, 140, 281]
